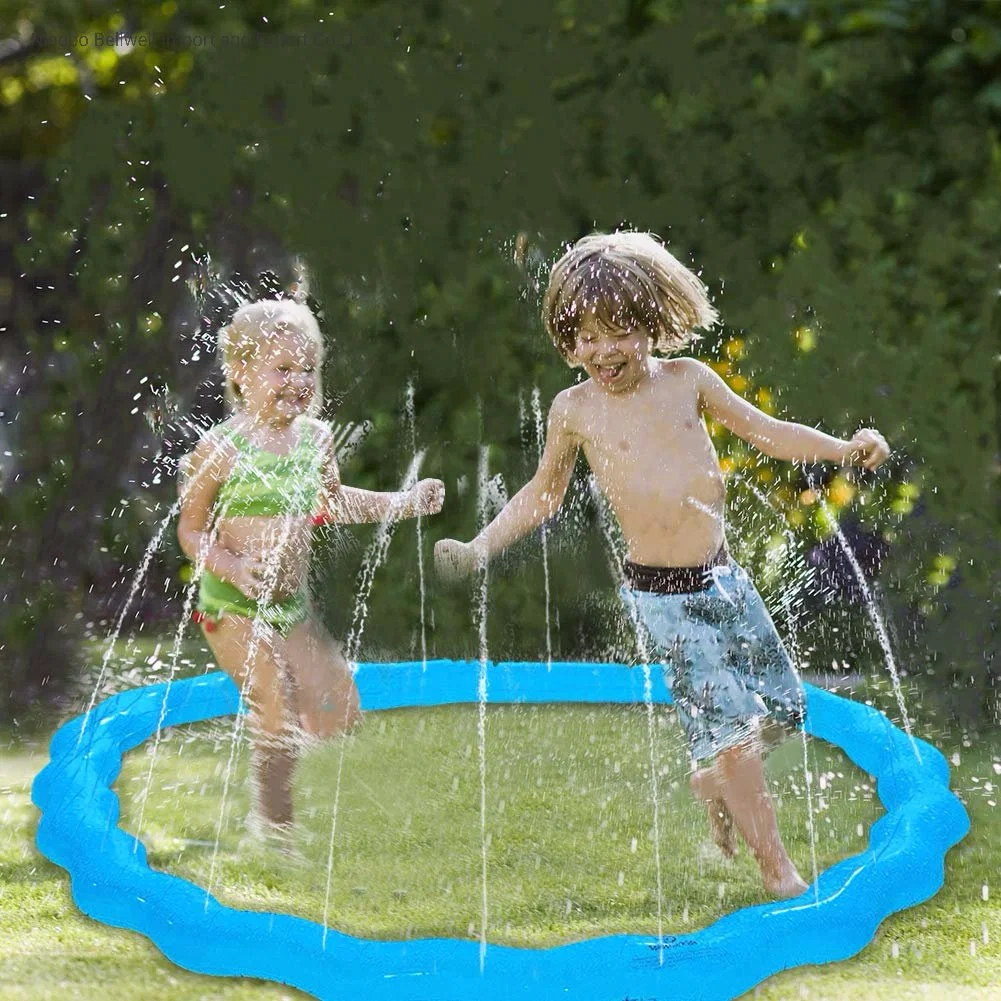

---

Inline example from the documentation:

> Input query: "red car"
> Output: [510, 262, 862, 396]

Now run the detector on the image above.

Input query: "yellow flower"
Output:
[724, 338, 745, 360]
[1, 77, 24, 106]
[794, 326, 816, 353]
[827, 475, 855, 507]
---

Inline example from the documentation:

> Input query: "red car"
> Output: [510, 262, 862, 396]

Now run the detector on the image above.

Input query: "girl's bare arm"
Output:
[176, 431, 246, 585]
[312, 420, 444, 524]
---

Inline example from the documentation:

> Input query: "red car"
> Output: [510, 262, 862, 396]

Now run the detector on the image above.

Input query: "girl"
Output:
[178, 297, 443, 847]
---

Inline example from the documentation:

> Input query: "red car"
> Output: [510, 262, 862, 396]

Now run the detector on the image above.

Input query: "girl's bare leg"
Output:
[281, 617, 362, 740]
[690, 740, 808, 898]
[201, 614, 297, 830]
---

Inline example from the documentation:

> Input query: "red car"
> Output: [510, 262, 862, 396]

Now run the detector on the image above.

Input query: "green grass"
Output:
[2, 656, 999, 999]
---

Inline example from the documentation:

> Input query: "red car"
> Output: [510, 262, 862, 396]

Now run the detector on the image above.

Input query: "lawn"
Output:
[1, 641, 999, 1000]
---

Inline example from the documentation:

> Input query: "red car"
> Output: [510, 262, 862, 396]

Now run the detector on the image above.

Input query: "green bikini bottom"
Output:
[195, 570, 308, 637]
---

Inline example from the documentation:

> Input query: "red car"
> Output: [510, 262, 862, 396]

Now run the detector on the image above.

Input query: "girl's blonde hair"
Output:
[217, 298, 325, 416]
[542, 231, 719, 361]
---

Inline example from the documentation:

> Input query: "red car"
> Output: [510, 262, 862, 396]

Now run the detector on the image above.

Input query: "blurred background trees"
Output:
[1, 0, 997, 723]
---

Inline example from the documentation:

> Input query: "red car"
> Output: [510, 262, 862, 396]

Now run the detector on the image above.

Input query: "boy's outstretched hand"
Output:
[409, 478, 446, 517]
[434, 538, 483, 581]
[844, 428, 890, 471]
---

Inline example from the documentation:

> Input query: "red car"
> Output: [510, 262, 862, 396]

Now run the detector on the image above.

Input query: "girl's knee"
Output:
[301, 697, 363, 740]
[248, 692, 292, 739]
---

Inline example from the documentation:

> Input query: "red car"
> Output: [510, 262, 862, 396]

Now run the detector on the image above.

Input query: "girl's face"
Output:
[235, 324, 320, 424]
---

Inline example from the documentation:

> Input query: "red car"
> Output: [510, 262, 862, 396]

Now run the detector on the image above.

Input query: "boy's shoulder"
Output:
[658, 355, 707, 380]
[551, 384, 590, 425]
[653, 356, 710, 396]
[553, 384, 582, 408]
[529, 386, 587, 444]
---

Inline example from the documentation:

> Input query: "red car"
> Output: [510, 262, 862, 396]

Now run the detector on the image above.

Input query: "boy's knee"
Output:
[759, 717, 792, 752]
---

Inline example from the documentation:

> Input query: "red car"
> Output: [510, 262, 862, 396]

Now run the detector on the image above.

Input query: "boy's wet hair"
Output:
[542, 231, 719, 361]
[217, 298, 324, 415]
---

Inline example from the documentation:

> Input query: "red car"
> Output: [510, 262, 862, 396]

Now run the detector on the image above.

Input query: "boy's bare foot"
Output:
[761, 864, 809, 899]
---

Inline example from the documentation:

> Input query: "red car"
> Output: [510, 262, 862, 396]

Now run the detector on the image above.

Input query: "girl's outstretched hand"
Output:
[434, 538, 483, 581]
[845, 428, 890, 471]
[409, 478, 446, 517]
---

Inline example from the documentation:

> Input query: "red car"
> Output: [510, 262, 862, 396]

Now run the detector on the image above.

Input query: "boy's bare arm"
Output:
[693, 360, 889, 469]
[434, 393, 580, 579]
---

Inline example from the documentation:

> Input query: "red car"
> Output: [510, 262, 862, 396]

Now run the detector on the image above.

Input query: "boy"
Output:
[434, 231, 889, 898]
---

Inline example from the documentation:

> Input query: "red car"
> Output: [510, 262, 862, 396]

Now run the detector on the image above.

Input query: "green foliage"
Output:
[1, 0, 997, 717]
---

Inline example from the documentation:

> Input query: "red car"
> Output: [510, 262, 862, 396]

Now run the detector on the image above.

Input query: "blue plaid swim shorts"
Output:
[620, 561, 805, 763]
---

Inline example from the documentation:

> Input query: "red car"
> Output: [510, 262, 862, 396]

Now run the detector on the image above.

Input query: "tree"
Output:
[2, 0, 997, 720]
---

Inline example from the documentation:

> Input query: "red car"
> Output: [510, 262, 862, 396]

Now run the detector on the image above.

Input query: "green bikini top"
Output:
[214, 423, 325, 519]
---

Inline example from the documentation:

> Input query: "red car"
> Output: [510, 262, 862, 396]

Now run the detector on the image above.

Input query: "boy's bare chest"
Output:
[579, 394, 702, 461]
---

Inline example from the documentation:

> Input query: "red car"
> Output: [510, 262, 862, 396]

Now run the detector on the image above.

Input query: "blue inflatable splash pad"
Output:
[33, 661, 969, 1000]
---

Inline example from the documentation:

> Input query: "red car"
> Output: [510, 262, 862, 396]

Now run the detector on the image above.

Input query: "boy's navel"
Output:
[617, 439, 630, 452]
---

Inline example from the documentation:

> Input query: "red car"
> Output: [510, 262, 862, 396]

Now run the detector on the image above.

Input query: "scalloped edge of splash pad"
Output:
[33, 661, 968, 1001]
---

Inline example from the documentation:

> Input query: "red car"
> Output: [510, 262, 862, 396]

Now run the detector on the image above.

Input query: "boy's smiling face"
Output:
[570, 314, 653, 394]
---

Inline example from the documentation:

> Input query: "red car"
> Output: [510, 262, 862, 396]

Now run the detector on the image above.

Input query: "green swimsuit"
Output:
[195, 423, 325, 636]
